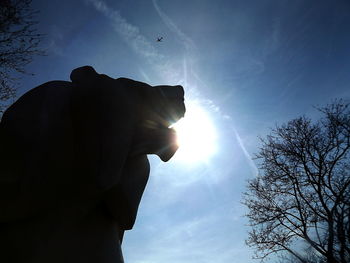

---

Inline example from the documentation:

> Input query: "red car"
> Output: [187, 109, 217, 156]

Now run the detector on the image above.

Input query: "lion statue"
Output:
[0, 66, 185, 263]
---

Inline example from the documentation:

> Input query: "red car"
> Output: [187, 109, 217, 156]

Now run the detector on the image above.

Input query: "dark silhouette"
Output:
[0, 66, 185, 263]
[243, 101, 350, 263]
[156, 37, 163, 42]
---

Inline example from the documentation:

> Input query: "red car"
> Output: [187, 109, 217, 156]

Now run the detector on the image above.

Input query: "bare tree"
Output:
[277, 244, 327, 263]
[243, 101, 350, 263]
[0, 0, 45, 112]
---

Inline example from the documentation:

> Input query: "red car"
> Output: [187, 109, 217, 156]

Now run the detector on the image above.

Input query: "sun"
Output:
[171, 100, 217, 163]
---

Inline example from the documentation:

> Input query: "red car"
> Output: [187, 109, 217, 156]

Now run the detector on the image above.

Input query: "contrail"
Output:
[86, 0, 184, 83]
[86, 0, 163, 65]
[152, 0, 196, 52]
[233, 129, 259, 177]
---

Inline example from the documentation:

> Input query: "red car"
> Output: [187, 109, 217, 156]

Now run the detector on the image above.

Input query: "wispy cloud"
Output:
[124, 208, 252, 263]
[86, 0, 190, 86]
[86, 0, 199, 91]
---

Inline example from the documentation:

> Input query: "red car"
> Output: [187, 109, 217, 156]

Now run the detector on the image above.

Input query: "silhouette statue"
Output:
[0, 66, 185, 263]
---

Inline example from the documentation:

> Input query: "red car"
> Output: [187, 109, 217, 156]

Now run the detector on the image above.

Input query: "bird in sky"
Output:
[157, 37, 163, 42]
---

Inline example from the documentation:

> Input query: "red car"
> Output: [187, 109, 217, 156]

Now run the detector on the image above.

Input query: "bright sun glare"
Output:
[171, 100, 217, 163]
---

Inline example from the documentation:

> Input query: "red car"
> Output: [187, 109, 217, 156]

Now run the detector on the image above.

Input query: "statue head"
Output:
[70, 66, 186, 162]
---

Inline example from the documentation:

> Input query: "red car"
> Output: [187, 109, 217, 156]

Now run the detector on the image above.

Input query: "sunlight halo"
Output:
[171, 100, 217, 163]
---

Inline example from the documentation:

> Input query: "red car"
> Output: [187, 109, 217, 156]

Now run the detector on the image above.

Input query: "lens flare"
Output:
[171, 100, 217, 163]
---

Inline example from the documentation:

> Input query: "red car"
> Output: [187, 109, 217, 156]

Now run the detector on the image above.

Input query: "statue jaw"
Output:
[149, 127, 178, 162]
[130, 84, 185, 162]
[130, 126, 178, 162]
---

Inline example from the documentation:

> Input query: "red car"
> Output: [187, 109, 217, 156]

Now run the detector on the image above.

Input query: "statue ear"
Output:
[70, 66, 100, 85]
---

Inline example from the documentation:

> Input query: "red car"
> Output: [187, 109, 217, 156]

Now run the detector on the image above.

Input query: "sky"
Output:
[18, 0, 350, 262]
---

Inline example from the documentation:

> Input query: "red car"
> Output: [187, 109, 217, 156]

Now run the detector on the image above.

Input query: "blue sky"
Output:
[20, 0, 350, 262]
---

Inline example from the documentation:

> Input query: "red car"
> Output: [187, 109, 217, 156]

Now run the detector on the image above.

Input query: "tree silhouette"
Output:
[0, 0, 45, 113]
[243, 101, 350, 263]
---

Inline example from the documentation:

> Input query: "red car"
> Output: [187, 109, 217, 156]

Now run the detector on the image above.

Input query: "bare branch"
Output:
[0, 0, 45, 113]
